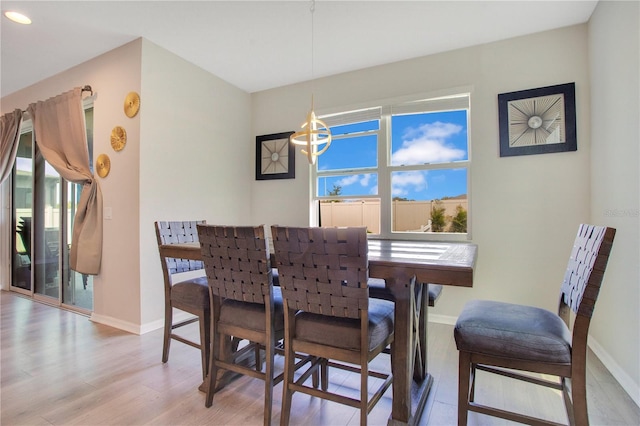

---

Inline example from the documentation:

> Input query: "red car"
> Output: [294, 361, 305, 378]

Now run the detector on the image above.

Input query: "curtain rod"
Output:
[9, 85, 94, 117]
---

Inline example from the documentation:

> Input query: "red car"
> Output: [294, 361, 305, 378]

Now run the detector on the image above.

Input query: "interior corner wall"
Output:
[588, 0, 640, 405]
[0, 39, 144, 332]
[138, 39, 253, 330]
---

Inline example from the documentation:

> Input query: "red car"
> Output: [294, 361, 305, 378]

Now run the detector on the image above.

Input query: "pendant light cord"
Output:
[310, 0, 316, 103]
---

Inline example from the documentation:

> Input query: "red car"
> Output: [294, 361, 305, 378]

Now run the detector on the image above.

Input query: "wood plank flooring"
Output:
[2, 291, 638, 425]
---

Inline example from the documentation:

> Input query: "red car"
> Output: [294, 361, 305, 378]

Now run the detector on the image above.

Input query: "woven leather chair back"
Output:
[560, 224, 616, 319]
[271, 226, 368, 319]
[198, 225, 272, 305]
[155, 220, 205, 274]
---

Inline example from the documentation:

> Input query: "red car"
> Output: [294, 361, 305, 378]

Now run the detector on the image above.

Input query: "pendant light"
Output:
[290, 0, 332, 165]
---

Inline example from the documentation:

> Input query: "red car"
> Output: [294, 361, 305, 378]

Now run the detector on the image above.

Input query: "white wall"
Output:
[251, 22, 639, 403]
[588, 0, 640, 404]
[252, 24, 590, 312]
[138, 39, 252, 329]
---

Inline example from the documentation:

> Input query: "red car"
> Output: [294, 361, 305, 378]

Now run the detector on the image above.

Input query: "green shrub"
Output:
[430, 200, 446, 232]
[451, 204, 467, 233]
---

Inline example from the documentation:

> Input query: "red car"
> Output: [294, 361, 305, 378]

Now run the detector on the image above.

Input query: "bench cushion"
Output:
[294, 298, 394, 351]
[454, 300, 572, 364]
[219, 286, 284, 332]
[171, 276, 210, 309]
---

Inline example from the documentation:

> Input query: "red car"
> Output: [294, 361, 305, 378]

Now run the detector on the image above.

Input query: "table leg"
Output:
[414, 282, 428, 382]
[387, 276, 433, 426]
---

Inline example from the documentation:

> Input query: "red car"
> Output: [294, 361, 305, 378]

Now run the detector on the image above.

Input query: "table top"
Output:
[368, 239, 476, 267]
[159, 238, 477, 288]
[367, 239, 476, 287]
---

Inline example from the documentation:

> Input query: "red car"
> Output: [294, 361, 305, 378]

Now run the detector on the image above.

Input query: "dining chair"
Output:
[271, 225, 395, 426]
[454, 224, 616, 426]
[196, 224, 285, 425]
[154, 220, 210, 381]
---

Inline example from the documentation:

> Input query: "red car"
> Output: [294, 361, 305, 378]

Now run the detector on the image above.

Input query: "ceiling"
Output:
[1, 1, 598, 98]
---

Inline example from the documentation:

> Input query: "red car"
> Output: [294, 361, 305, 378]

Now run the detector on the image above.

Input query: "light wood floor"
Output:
[2, 290, 638, 426]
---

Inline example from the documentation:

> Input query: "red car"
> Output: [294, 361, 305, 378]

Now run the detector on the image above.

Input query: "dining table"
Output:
[159, 237, 477, 426]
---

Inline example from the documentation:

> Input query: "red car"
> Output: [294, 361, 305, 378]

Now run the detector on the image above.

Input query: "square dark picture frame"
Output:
[498, 82, 577, 157]
[255, 131, 295, 180]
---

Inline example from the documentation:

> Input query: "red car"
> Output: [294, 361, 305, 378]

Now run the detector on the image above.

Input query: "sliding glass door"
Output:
[32, 141, 62, 299]
[10, 106, 94, 312]
[12, 131, 33, 292]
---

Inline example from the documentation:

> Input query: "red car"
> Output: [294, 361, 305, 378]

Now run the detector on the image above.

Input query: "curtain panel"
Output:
[27, 88, 103, 275]
[0, 109, 23, 185]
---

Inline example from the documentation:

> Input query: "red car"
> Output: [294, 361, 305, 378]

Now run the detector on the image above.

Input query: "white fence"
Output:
[320, 199, 467, 234]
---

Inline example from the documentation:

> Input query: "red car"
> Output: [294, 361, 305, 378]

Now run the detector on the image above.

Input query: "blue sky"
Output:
[317, 110, 468, 201]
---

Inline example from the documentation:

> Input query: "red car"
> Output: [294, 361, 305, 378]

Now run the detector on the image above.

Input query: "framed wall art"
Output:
[255, 131, 295, 180]
[498, 82, 576, 157]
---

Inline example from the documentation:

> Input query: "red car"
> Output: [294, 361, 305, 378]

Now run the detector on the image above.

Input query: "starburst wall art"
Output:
[498, 82, 576, 157]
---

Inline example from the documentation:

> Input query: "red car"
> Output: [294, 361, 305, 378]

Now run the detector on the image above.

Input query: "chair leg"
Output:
[280, 343, 296, 426]
[570, 374, 588, 426]
[312, 362, 319, 389]
[264, 337, 275, 426]
[321, 358, 329, 392]
[458, 351, 471, 426]
[199, 309, 211, 381]
[360, 361, 368, 426]
[255, 344, 262, 373]
[162, 303, 172, 363]
[205, 329, 221, 408]
[469, 362, 476, 402]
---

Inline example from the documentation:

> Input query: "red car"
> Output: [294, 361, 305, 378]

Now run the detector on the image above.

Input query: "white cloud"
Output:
[337, 173, 373, 188]
[359, 173, 372, 186]
[391, 121, 465, 166]
[337, 175, 360, 187]
[392, 170, 427, 197]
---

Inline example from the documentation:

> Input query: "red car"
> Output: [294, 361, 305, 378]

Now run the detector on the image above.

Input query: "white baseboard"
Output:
[588, 335, 640, 408]
[90, 313, 141, 335]
[428, 313, 457, 326]
[90, 311, 197, 336]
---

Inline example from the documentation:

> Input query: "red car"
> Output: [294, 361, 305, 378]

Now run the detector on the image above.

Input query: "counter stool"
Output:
[155, 220, 211, 381]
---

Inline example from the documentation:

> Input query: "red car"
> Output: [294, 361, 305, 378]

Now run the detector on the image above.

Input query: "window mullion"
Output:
[378, 107, 392, 238]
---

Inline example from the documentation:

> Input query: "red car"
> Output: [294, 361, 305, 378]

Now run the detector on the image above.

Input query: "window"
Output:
[312, 92, 470, 239]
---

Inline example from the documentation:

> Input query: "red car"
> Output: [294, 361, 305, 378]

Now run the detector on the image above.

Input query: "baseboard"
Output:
[140, 318, 165, 335]
[90, 313, 141, 335]
[588, 335, 640, 408]
[428, 313, 457, 326]
[90, 311, 197, 336]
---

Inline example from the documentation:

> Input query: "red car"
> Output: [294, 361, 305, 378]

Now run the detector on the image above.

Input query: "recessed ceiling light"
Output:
[4, 11, 32, 25]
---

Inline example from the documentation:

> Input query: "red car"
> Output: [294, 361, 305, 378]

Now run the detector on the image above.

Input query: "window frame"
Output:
[311, 88, 472, 241]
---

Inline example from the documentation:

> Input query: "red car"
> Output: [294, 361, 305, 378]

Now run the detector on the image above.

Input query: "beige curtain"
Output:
[27, 88, 102, 275]
[0, 109, 23, 184]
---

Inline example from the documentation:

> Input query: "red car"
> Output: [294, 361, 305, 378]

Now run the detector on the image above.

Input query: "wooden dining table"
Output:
[159, 238, 477, 426]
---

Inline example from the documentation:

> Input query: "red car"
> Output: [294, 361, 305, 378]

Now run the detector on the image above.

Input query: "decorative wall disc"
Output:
[124, 91, 140, 118]
[96, 154, 111, 178]
[110, 126, 127, 151]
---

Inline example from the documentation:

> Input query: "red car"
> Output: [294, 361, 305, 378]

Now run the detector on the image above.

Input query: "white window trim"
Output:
[311, 86, 473, 241]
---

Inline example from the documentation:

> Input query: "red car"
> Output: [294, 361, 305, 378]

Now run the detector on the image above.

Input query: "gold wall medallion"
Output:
[96, 153, 111, 178]
[110, 126, 127, 151]
[124, 91, 140, 118]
